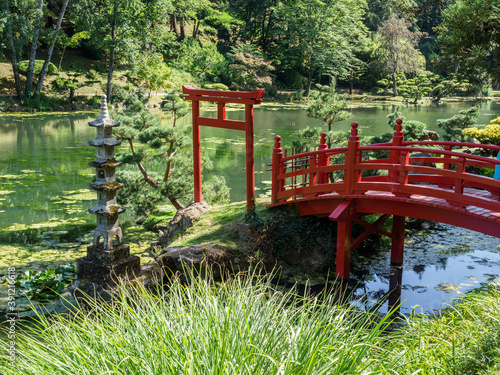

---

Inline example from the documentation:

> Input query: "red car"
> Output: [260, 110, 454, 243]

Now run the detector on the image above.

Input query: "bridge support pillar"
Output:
[336, 219, 352, 279]
[391, 215, 405, 265]
[388, 265, 403, 313]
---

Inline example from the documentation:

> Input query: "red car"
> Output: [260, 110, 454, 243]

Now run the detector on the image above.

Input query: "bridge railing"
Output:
[271, 119, 500, 212]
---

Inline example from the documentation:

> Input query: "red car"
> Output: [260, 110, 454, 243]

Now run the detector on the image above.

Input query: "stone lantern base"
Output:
[76, 244, 140, 287]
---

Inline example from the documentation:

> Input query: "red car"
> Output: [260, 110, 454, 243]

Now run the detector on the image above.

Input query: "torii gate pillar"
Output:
[183, 86, 264, 211]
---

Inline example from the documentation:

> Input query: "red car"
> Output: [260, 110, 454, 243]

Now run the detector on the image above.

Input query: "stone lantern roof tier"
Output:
[88, 118, 120, 127]
[89, 180, 124, 192]
[88, 160, 123, 168]
[89, 138, 122, 147]
[89, 204, 126, 216]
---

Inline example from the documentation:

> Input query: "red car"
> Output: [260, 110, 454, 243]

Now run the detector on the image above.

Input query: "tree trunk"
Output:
[35, 0, 70, 96]
[349, 79, 353, 95]
[106, 20, 116, 102]
[5, 0, 22, 99]
[58, 45, 67, 70]
[304, 71, 313, 97]
[392, 70, 397, 96]
[171, 14, 178, 36]
[10, 49, 22, 100]
[168, 196, 184, 210]
[192, 20, 200, 39]
[180, 18, 185, 40]
[25, 0, 44, 97]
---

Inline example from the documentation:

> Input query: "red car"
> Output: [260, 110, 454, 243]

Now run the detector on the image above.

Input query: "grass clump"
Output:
[0, 271, 393, 374]
[384, 284, 500, 374]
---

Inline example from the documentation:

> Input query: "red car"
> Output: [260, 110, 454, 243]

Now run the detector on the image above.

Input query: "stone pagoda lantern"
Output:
[76, 95, 140, 291]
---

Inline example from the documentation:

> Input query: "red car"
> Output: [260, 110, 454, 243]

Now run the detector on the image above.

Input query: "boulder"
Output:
[155, 244, 244, 279]
[421, 130, 440, 141]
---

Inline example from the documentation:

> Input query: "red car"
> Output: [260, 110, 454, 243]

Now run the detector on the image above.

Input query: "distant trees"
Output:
[376, 14, 424, 96]
[436, 0, 500, 88]
[274, 0, 368, 96]
[1, 0, 499, 101]
[2, 0, 71, 99]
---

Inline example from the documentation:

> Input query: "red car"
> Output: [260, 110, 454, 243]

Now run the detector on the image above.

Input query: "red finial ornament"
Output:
[274, 135, 282, 149]
[351, 122, 358, 136]
[396, 118, 403, 132]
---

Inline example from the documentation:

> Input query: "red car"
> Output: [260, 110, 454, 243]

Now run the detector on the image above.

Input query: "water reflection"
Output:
[352, 223, 500, 315]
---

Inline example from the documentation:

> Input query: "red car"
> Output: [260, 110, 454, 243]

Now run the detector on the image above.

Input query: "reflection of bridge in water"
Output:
[269, 119, 500, 311]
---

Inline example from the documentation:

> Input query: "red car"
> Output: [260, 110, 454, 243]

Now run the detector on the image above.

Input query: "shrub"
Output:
[18, 60, 58, 76]
[203, 83, 229, 91]
[370, 87, 385, 95]
[86, 95, 102, 108]
[246, 207, 336, 264]
[437, 105, 480, 141]
[81, 43, 103, 60]
[86, 69, 100, 80]
[463, 116, 500, 145]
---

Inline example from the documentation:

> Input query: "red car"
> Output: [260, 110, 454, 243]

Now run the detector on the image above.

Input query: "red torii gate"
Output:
[182, 85, 264, 211]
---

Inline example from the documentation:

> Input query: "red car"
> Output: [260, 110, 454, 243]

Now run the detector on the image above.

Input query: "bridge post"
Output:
[318, 132, 328, 184]
[336, 218, 352, 279]
[391, 215, 405, 264]
[390, 119, 404, 182]
[345, 122, 360, 195]
[272, 135, 283, 204]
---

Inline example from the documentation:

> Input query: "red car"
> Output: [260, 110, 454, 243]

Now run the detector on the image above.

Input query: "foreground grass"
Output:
[2, 271, 500, 374]
[0, 271, 394, 374]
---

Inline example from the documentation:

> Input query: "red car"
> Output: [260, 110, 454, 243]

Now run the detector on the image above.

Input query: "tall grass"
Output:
[382, 285, 500, 374]
[0, 271, 394, 375]
[4, 270, 500, 374]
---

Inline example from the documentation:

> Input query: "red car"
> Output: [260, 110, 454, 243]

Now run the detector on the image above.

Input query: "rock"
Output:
[157, 201, 211, 247]
[421, 130, 440, 141]
[135, 261, 163, 288]
[409, 152, 436, 168]
[155, 244, 245, 279]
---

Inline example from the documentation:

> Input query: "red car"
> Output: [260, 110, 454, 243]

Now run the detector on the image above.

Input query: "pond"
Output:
[1, 99, 500, 314]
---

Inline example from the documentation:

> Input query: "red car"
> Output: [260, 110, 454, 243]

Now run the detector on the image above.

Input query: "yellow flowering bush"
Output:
[463, 116, 500, 145]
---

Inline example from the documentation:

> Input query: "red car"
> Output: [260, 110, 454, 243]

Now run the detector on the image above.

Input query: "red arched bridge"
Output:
[269, 119, 500, 279]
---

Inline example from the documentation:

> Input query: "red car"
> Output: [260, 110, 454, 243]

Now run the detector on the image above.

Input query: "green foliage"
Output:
[246, 207, 335, 262]
[370, 87, 385, 95]
[174, 38, 226, 80]
[86, 69, 100, 80]
[306, 84, 350, 137]
[80, 42, 104, 60]
[203, 83, 229, 91]
[228, 44, 275, 89]
[86, 95, 101, 108]
[2, 264, 76, 302]
[430, 75, 472, 101]
[437, 0, 500, 85]
[399, 72, 432, 103]
[135, 54, 172, 97]
[52, 72, 99, 102]
[115, 90, 229, 215]
[402, 120, 427, 141]
[376, 15, 424, 96]
[274, 0, 368, 95]
[292, 127, 350, 153]
[18, 60, 58, 76]
[437, 105, 480, 141]
[20, 93, 65, 111]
